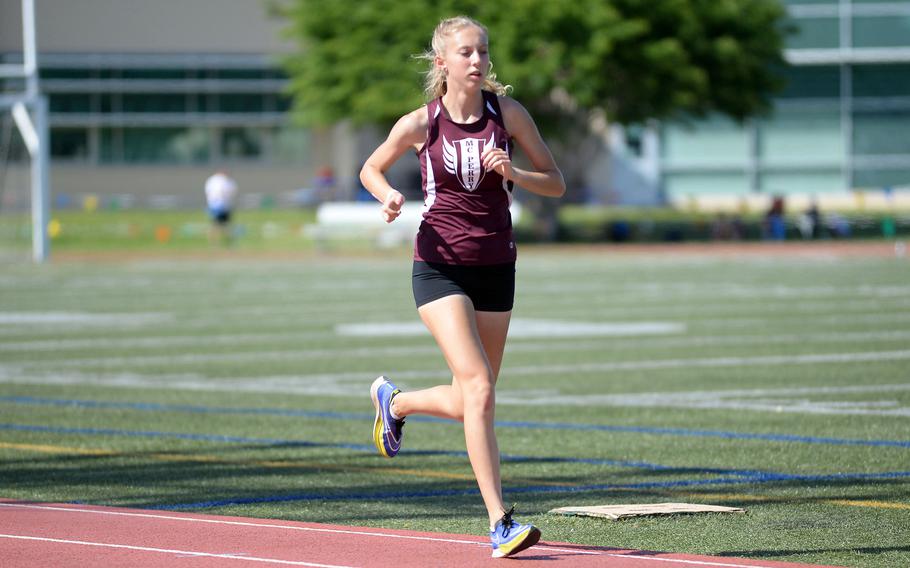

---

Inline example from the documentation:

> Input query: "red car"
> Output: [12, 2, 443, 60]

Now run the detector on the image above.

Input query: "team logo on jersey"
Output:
[443, 134, 496, 192]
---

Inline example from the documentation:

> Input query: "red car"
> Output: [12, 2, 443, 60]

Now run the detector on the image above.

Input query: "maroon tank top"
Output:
[415, 90, 516, 266]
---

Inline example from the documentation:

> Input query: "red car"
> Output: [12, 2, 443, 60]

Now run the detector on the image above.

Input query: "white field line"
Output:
[2, 351, 910, 417]
[0, 332, 332, 352]
[4, 329, 910, 372]
[3, 350, 909, 382]
[498, 383, 910, 416]
[0, 534, 354, 568]
[0, 503, 794, 568]
[0, 312, 173, 326]
[563, 282, 910, 300]
[533, 300, 910, 320]
[1, 310, 908, 340]
[4, 328, 910, 354]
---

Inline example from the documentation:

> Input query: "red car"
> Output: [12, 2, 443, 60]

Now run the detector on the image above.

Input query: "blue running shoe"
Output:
[490, 507, 540, 558]
[370, 376, 404, 458]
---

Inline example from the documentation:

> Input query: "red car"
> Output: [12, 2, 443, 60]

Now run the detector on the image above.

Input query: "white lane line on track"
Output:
[0, 504, 802, 567]
[0, 534, 354, 568]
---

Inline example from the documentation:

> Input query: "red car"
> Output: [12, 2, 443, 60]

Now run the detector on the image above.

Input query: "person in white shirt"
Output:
[204, 170, 238, 244]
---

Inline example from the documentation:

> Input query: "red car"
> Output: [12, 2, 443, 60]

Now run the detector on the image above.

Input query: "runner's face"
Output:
[440, 26, 489, 90]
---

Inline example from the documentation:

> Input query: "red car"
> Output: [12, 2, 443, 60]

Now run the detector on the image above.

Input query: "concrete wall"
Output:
[1, 0, 293, 54]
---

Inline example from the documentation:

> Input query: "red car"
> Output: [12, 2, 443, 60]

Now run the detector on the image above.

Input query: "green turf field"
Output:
[1, 246, 908, 567]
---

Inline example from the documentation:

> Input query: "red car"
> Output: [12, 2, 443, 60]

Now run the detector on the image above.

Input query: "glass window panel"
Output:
[217, 94, 264, 113]
[853, 111, 910, 155]
[122, 94, 186, 113]
[215, 69, 264, 80]
[50, 128, 89, 161]
[760, 171, 844, 195]
[761, 107, 843, 163]
[121, 69, 187, 80]
[40, 69, 92, 79]
[121, 127, 210, 164]
[221, 127, 262, 158]
[1, 77, 25, 94]
[271, 127, 311, 164]
[1, 126, 28, 162]
[853, 16, 910, 48]
[853, 169, 910, 189]
[664, 173, 750, 197]
[777, 65, 840, 99]
[662, 117, 750, 166]
[786, 17, 839, 49]
[49, 94, 91, 113]
[275, 94, 293, 113]
[100, 127, 122, 163]
[262, 69, 288, 80]
[100, 94, 119, 113]
[853, 64, 910, 97]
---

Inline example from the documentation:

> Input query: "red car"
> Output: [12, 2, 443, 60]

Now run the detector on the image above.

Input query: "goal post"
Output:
[1, 0, 50, 262]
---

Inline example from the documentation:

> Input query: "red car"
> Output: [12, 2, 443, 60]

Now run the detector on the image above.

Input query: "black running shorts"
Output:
[412, 260, 515, 312]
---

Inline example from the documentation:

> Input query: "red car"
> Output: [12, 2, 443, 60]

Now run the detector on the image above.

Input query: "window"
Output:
[786, 17, 839, 49]
[777, 65, 840, 99]
[216, 94, 264, 113]
[664, 173, 751, 197]
[853, 16, 910, 48]
[853, 169, 910, 189]
[761, 107, 842, 164]
[221, 127, 262, 159]
[760, 171, 844, 195]
[853, 111, 910, 155]
[122, 94, 187, 113]
[49, 94, 92, 113]
[853, 64, 910, 98]
[121, 127, 210, 164]
[662, 117, 750, 167]
[50, 128, 90, 161]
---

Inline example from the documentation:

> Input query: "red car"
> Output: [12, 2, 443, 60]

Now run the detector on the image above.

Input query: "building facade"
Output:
[0, 0, 368, 210]
[659, 0, 910, 210]
[2, 0, 908, 210]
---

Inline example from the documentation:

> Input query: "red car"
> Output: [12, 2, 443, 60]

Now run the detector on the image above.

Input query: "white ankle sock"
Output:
[389, 398, 401, 421]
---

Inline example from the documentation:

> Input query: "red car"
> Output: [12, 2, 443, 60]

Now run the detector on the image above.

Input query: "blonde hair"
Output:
[417, 16, 511, 100]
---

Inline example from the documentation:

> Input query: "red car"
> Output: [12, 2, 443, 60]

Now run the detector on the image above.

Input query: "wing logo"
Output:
[443, 133, 496, 192]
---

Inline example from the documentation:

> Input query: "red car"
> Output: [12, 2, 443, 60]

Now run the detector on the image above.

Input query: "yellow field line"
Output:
[0, 441, 566, 486]
[825, 499, 910, 510]
[11, 443, 902, 504]
[0, 442, 116, 456]
[676, 491, 910, 511]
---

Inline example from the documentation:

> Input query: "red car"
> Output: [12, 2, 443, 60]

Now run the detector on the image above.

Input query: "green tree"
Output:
[278, 0, 788, 128]
[277, 0, 787, 219]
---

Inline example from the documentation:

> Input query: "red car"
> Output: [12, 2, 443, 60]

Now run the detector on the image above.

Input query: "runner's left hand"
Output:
[481, 148, 513, 182]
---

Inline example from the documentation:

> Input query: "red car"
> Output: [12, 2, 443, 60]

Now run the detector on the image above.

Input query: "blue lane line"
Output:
[158, 471, 910, 511]
[3, 395, 908, 449]
[0, 422, 765, 478]
[3, 421, 906, 511]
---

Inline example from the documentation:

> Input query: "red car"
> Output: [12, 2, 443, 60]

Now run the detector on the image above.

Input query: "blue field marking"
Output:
[0, 422, 763, 477]
[3, 421, 908, 511]
[3, 395, 909, 449]
[157, 470, 910, 511]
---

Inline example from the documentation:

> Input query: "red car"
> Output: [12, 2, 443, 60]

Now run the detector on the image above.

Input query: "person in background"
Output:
[359, 15, 565, 559]
[204, 169, 238, 245]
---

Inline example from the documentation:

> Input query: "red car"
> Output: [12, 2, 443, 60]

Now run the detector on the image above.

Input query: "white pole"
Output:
[22, 0, 49, 262]
[22, 0, 38, 100]
[31, 96, 50, 262]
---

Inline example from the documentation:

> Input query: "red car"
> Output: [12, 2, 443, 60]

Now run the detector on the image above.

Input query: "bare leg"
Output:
[392, 303, 511, 422]
[393, 294, 511, 527]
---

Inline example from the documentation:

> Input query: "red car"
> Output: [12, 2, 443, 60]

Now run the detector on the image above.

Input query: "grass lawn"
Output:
[1, 236, 908, 567]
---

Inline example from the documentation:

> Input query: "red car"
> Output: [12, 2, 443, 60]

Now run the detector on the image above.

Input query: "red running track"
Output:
[0, 500, 840, 567]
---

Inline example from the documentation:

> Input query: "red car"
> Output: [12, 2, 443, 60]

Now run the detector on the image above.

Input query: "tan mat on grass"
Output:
[549, 502, 746, 521]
